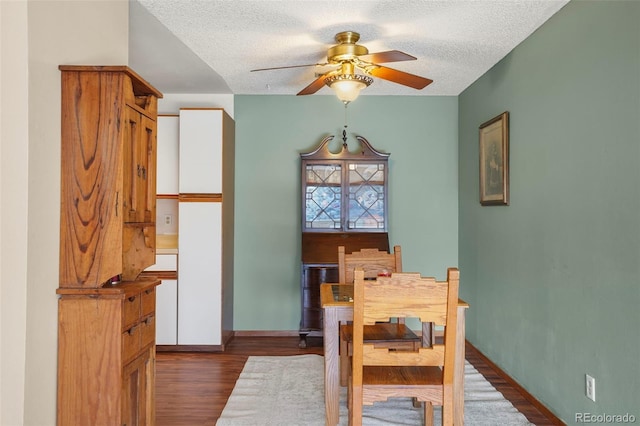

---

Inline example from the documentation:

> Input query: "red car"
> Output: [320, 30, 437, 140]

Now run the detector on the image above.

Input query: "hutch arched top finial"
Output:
[300, 135, 390, 161]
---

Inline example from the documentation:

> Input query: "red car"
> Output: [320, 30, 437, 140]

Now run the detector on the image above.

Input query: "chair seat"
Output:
[360, 366, 445, 407]
[362, 365, 443, 386]
[341, 323, 421, 349]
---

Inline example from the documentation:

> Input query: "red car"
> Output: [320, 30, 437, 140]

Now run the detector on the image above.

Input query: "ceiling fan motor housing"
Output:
[327, 31, 369, 63]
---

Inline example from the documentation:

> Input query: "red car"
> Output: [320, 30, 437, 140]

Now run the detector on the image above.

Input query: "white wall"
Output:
[1, 2, 29, 425]
[0, 1, 130, 424]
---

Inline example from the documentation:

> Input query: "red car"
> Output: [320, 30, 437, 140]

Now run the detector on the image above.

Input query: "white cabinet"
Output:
[178, 202, 222, 344]
[157, 115, 179, 195]
[144, 253, 178, 345]
[156, 279, 178, 345]
[179, 108, 229, 194]
[176, 108, 234, 349]
[151, 107, 234, 349]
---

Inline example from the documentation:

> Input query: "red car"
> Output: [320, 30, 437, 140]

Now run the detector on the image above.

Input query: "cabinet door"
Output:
[178, 202, 222, 345]
[123, 107, 140, 223]
[156, 279, 178, 345]
[122, 349, 153, 426]
[157, 116, 179, 195]
[140, 114, 157, 224]
[121, 358, 138, 426]
[346, 161, 386, 230]
[124, 107, 157, 223]
[179, 109, 223, 194]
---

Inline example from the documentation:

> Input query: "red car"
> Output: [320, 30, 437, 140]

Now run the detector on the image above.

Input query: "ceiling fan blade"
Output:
[297, 74, 331, 96]
[367, 65, 433, 90]
[250, 63, 327, 72]
[358, 50, 416, 64]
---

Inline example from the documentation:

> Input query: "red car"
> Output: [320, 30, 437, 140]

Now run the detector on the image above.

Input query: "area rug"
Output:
[216, 354, 532, 425]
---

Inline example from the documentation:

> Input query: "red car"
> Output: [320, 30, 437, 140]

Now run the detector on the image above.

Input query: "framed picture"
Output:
[479, 111, 509, 205]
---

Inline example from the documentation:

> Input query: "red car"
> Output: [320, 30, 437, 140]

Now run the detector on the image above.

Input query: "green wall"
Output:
[458, 1, 640, 423]
[233, 95, 458, 330]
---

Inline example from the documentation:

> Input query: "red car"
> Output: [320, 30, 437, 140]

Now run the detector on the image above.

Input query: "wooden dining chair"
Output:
[338, 245, 421, 385]
[338, 245, 403, 284]
[348, 267, 460, 426]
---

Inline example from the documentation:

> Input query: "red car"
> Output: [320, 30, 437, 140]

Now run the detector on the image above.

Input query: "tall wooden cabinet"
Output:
[57, 66, 162, 426]
[299, 135, 390, 347]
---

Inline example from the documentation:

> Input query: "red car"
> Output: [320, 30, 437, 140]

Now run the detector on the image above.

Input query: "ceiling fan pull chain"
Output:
[342, 103, 349, 147]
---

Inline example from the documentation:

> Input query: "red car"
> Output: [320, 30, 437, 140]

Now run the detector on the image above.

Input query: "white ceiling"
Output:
[130, 0, 569, 97]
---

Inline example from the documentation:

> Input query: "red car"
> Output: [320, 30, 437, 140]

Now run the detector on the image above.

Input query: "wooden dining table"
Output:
[320, 282, 469, 426]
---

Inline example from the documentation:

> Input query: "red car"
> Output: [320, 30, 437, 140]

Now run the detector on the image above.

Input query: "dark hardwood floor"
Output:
[155, 336, 562, 425]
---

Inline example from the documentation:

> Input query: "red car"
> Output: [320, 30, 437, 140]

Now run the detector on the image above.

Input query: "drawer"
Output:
[122, 323, 141, 364]
[123, 294, 141, 328]
[145, 254, 177, 272]
[141, 287, 155, 316]
[140, 315, 155, 349]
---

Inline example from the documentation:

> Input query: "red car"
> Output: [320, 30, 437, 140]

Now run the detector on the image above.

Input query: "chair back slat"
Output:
[362, 274, 449, 326]
[339, 245, 402, 284]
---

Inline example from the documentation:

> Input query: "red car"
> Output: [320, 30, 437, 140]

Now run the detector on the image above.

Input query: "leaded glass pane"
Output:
[347, 163, 385, 229]
[305, 164, 342, 229]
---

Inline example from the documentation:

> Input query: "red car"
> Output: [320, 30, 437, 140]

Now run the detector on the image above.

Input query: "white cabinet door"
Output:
[157, 115, 179, 194]
[177, 202, 222, 345]
[156, 279, 178, 345]
[179, 109, 223, 194]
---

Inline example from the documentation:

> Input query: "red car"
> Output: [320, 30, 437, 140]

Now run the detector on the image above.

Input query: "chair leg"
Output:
[340, 337, 349, 386]
[442, 387, 454, 425]
[349, 385, 362, 426]
[423, 402, 434, 426]
[442, 404, 454, 426]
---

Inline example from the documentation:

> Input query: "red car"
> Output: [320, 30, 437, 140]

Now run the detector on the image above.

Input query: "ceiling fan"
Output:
[250, 31, 433, 103]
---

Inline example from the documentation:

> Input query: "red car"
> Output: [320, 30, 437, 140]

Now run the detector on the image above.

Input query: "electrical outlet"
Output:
[164, 214, 173, 226]
[586, 374, 596, 402]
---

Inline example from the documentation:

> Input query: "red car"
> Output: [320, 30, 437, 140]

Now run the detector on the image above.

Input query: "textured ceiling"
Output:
[131, 0, 569, 96]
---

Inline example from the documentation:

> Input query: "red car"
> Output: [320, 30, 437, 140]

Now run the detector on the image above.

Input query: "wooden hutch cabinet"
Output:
[299, 135, 390, 347]
[56, 66, 162, 426]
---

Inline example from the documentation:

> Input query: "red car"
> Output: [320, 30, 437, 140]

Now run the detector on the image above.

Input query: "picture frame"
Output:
[479, 111, 509, 205]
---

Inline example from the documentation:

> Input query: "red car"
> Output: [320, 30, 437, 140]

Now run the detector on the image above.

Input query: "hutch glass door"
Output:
[301, 135, 389, 232]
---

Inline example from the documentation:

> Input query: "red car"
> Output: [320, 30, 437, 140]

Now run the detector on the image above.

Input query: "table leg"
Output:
[323, 307, 340, 426]
[454, 306, 466, 425]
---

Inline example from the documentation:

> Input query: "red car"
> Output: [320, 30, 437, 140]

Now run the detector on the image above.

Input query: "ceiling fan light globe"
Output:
[331, 79, 366, 103]
[326, 73, 373, 104]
